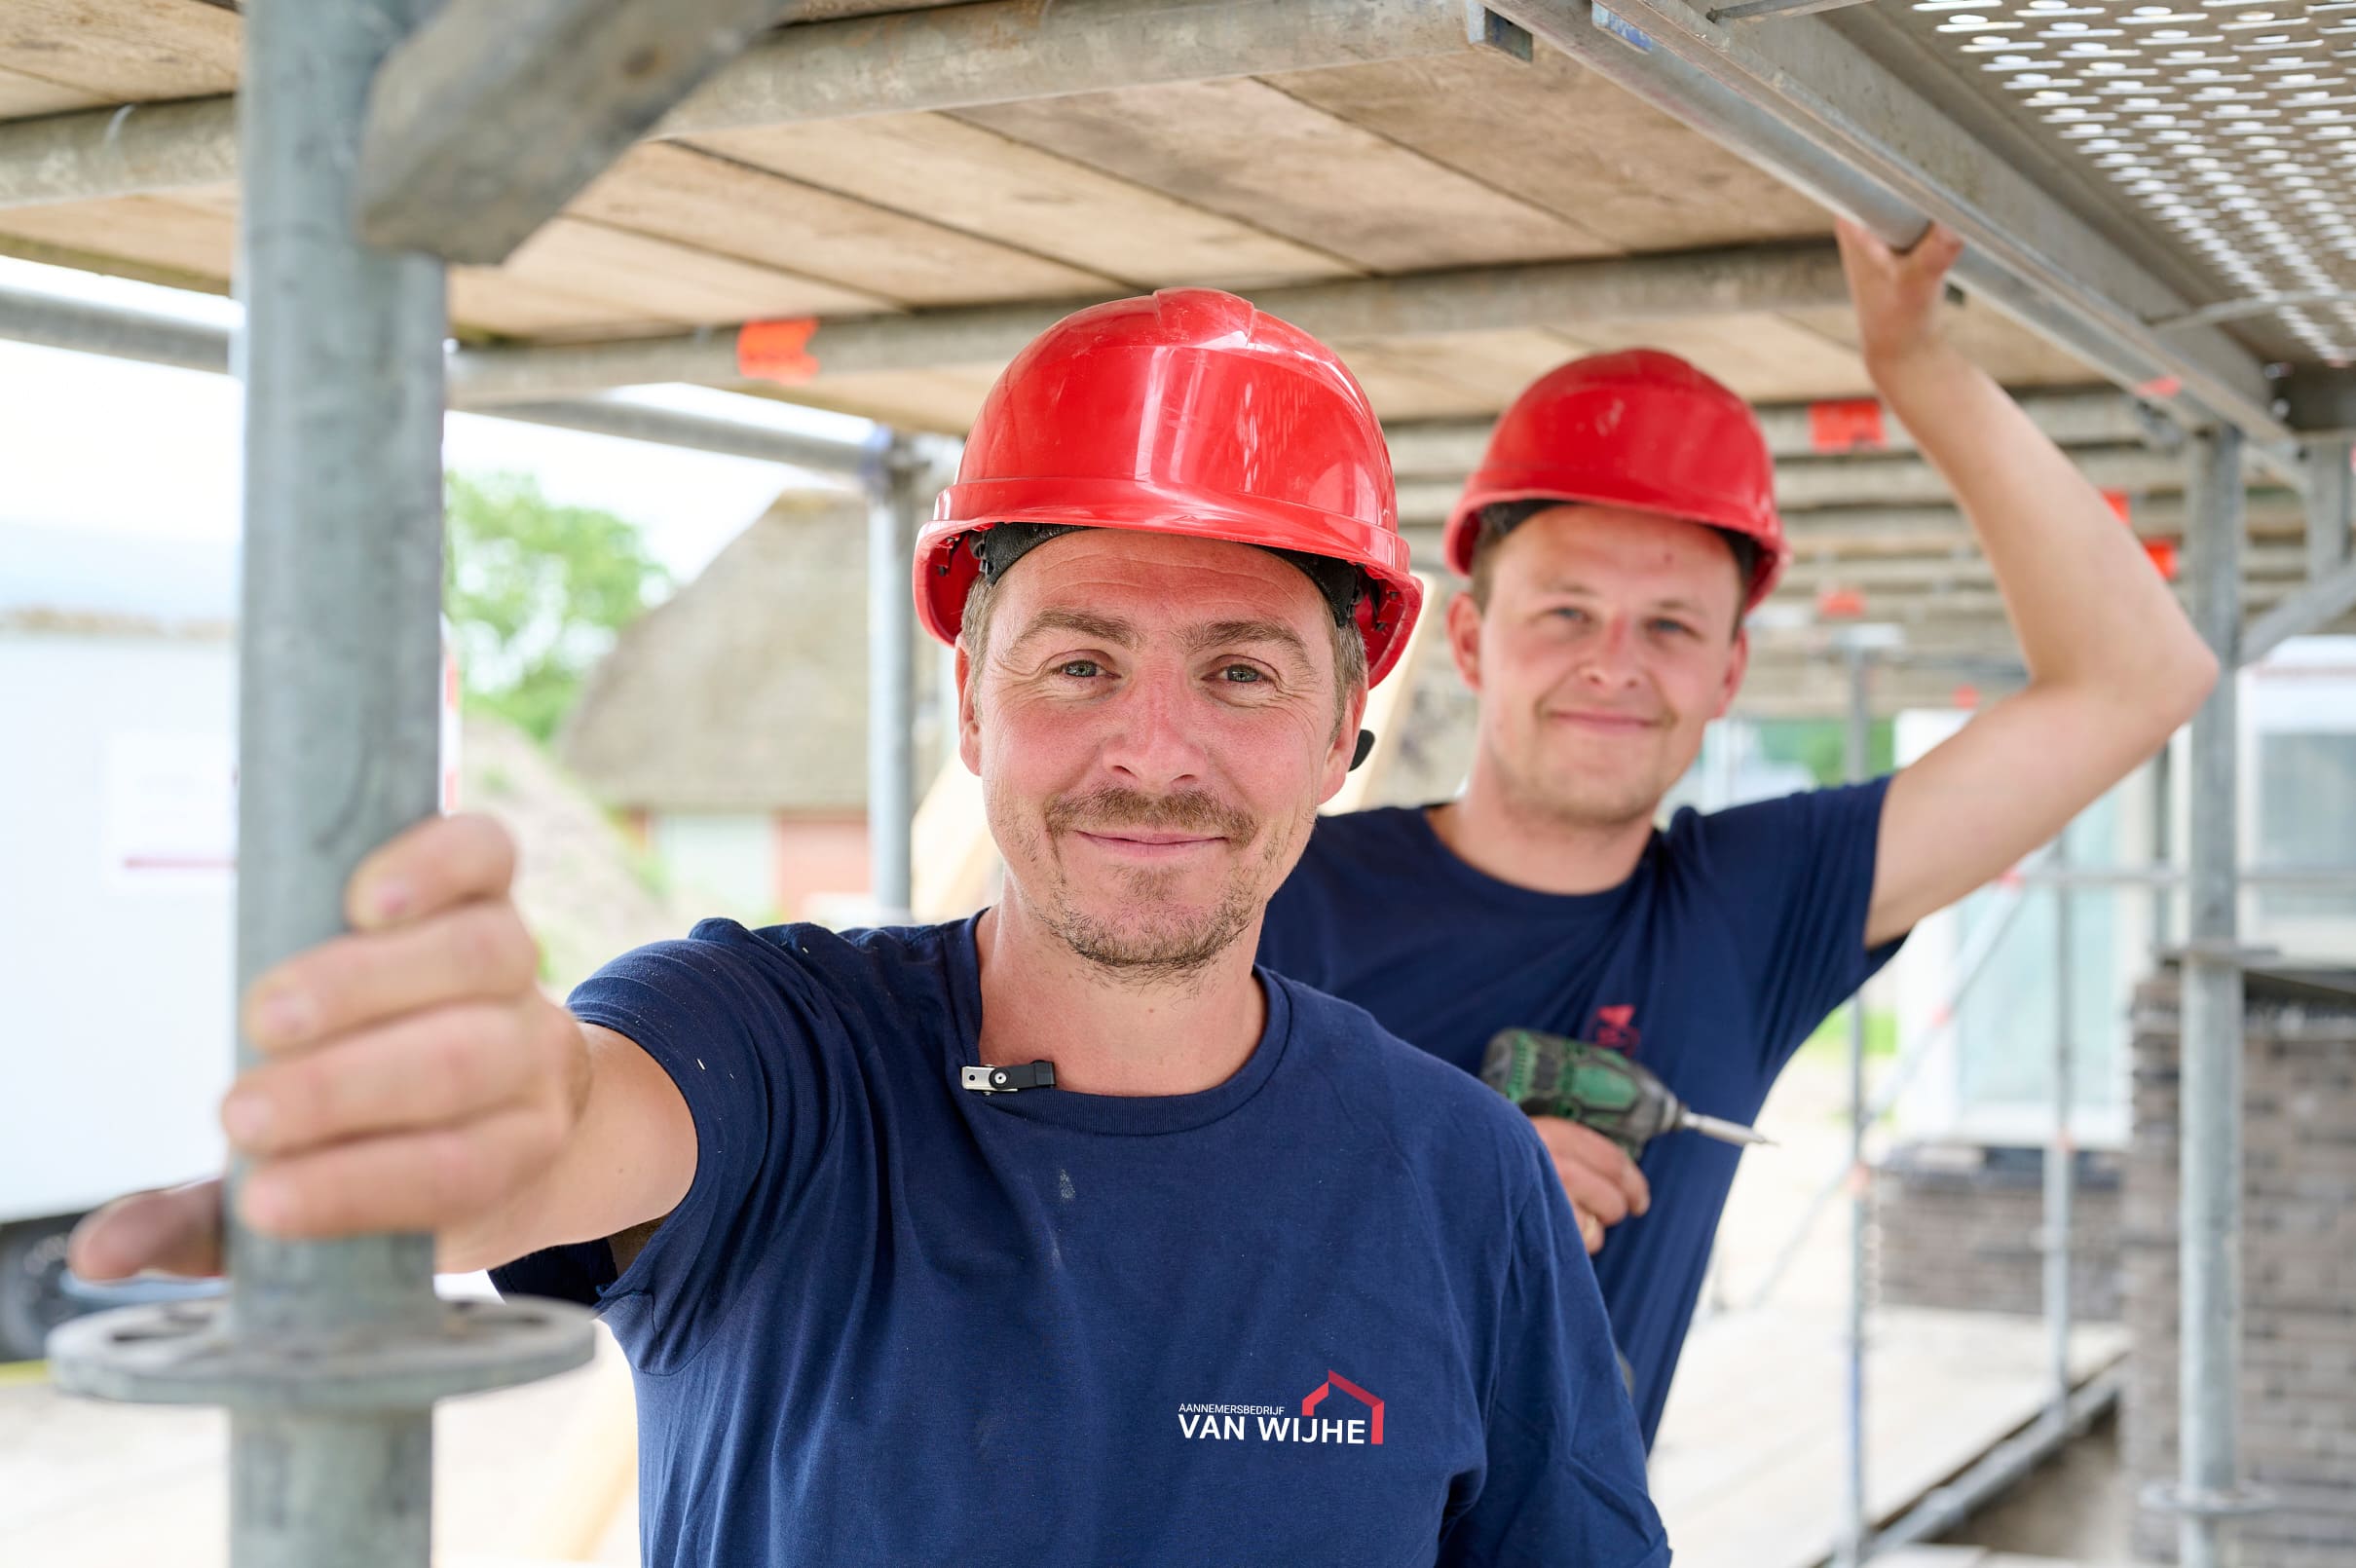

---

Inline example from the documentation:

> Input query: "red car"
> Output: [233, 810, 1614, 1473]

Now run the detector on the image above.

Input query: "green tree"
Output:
[443, 472, 672, 743]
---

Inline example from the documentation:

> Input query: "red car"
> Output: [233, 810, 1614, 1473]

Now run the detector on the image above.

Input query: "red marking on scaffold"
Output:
[735, 317, 821, 384]
[1816, 585, 1867, 619]
[1952, 683, 1981, 710]
[2135, 374, 2184, 399]
[2102, 488, 2133, 525]
[1809, 398, 1887, 454]
[2145, 539, 2181, 580]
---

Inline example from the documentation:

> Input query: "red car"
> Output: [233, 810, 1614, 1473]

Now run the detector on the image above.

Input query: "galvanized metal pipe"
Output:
[443, 243, 1851, 405]
[231, 0, 450, 1558]
[0, 0, 1517, 212]
[1485, 0, 2300, 467]
[1384, 388, 2170, 478]
[1838, 644, 1871, 1567]
[865, 433, 921, 920]
[2044, 830, 2075, 1419]
[2178, 427, 2247, 1568]
[0, 284, 876, 473]
[2303, 436, 2352, 581]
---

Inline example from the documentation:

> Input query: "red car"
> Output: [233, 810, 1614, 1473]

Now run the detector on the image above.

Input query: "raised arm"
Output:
[1836, 220, 2222, 949]
[69, 813, 696, 1283]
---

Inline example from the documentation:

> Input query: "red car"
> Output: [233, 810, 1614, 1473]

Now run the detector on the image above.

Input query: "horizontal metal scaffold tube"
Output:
[1384, 388, 2174, 476]
[1484, 0, 2300, 455]
[0, 284, 875, 473]
[0, 0, 1523, 211]
[444, 243, 1851, 404]
[1394, 443, 2217, 522]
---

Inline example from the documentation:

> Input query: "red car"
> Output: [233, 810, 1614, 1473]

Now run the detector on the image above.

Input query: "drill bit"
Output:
[1678, 1108, 1774, 1148]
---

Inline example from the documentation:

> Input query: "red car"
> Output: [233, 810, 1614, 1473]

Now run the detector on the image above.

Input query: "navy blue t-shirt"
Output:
[1257, 782, 1901, 1446]
[493, 916, 1668, 1567]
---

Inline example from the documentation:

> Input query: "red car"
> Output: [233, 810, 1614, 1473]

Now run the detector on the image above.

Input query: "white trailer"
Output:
[0, 522, 456, 1359]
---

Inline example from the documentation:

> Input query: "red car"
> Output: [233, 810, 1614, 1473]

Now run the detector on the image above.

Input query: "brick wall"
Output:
[1873, 1141, 2124, 1321]
[2124, 973, 2356, 1567]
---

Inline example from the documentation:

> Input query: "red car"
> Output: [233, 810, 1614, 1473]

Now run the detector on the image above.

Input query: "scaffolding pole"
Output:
[2044, 829, 2075, 1422]
[2178, 426, 2250, 1568]
[865, 433, 923, 920]
[1839, 643, 1871, 1568]
[46, 6, 593, 1563]
[0, 284, 878, 475]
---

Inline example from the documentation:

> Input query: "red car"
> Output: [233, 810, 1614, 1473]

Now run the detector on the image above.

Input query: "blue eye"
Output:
[1220, 664, 1264, 684]
[1650, 619, 1696, 639]
[1058, 659, 1102, 679]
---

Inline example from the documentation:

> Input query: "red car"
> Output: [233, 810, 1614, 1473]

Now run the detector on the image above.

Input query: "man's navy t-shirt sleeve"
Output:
[1441, 1166, 1670, 1567]
[491, 920, 831, 1374]
[1690, 776, 1905, 1077]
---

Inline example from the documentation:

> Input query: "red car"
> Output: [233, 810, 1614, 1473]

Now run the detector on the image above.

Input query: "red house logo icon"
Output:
[1591, 1004, 1640, 1053]
[1301, 1370, 1384, 1445]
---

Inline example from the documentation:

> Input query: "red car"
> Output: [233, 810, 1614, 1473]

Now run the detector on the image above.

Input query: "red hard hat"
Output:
[916, 288, 1423, 685]
[1441, 349, 1786, 609]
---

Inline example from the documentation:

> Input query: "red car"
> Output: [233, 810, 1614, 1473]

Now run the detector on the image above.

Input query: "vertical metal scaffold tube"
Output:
[1839, 646, 1871, 1567]
[2044, 830, 2076, 1421]
[2179, 428, 2247, 1568]
[48, 1, 594, 1553]
[227, 2, 452, 1559]
[867, 434, 920, 919]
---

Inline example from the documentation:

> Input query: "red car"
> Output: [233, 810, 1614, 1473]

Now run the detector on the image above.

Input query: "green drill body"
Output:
[1478, 1027, 1769, 1159]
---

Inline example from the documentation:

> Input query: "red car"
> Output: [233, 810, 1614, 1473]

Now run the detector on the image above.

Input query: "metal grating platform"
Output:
[1897, 0, 2356, 368]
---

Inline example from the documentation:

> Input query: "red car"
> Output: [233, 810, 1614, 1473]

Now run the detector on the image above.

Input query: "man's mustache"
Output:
[1046, 786, 1257, 841]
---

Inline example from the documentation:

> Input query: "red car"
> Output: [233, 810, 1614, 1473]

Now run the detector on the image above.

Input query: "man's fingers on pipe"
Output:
[67, 1178, 225, 1282]
[221, 998, 571, 1157]
[344, 813, 517, 931]
[243, 900, 542, 1055]
[239, 1102, 572, 1240]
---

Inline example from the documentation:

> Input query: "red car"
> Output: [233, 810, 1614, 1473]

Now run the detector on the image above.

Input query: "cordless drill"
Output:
[1479, 1027, 1770, 1160]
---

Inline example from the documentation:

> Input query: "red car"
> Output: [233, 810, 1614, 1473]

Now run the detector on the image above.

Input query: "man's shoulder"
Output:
[569, 916, 967, 1043]
[1660, 775, 1895, 875]
[1271, 974, 1549, 1188]
[1300, 803, 1436, 862]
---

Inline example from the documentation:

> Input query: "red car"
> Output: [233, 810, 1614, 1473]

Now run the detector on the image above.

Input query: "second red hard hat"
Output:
[1442, 349, 1787, 608]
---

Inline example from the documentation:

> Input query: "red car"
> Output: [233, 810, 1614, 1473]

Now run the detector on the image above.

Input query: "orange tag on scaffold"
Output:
[1809, 398, 1887, 454]
[2145, 539, 2181, 580]
[2102, 489, 2133, 525]
[735, 317, 821, 385]
[2135, 374, 2183, 399]
[1816, 585, 1867, 620]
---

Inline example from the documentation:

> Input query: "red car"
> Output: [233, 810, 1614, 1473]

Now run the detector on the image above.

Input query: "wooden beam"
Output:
[355, 0, 797, 262]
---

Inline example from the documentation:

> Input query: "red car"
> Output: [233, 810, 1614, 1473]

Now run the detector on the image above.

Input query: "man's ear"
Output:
[1445, 588, 1484, 692]
[1318, 683, 1372, 805]
[955, 640, 983, 776]
[1716, 625, 1750, 719]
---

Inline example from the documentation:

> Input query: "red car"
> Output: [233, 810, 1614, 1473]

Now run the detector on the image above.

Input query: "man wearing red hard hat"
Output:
[1258, 221, 2221, 1447]
[74, 290, 1667, 1565]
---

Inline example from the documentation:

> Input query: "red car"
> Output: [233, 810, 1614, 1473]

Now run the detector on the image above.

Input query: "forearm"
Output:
[1869, 342, 2218, 711]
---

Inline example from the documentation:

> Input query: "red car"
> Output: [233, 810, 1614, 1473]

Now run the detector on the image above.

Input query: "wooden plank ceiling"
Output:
[0, 0, 2097, 438]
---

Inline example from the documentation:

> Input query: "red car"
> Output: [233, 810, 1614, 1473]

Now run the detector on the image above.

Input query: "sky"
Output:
[0, 255, 878, 587]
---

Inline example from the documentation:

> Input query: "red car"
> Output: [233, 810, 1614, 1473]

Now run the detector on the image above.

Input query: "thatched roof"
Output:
[559, 487, 940, 813]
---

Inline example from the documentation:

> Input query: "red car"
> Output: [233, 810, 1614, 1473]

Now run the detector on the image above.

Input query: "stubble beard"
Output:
[1003, 784, 1300, 987]
[1494, 717, 1676, 835]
